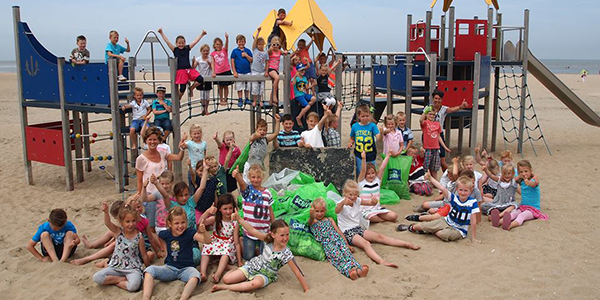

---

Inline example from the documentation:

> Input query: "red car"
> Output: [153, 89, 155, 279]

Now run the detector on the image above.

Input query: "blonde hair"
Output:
[247, 164, 264, 179]
[118, 205, 138, 223]
[456, 176, 474, 190]
[312, 197, 326, 208]
[383, 114, 396, 127]
[159, 170, 174, 183]
[396, 111, 406, 118]
[270, 36, 281, 45]
[486, 159, 500, 174]
[166, 206, 187, 226]
[326, 114, 339, 126]
[222, 130, 235, 141]
[143, 126, 164, 143]
[357, 104, 370, 116]
[461, 155, 476, 165]
[501, 163, 515, 177]
[189, 124, 202, 135]
[343, 180, 359, 195]
[133, 87, 144, 94]
[307, 112, 319, 122]
[500, 150, 513, 160]
[200, 44, 210, 52]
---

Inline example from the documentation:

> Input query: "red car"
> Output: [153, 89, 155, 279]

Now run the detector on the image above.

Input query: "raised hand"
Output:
[149, 174, 158, 185]
[198, 223, 207, 233]
[361, 149, 366, 159]
[213, 132, 218, 140]
[157, 28, 163, 34]
[143, 178, 150, 187]
[101, 202, 109, 213]
[207, 205, 217, 216]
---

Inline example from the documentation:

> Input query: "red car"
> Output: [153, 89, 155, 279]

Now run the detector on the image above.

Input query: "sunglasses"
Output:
[273, 43, 280, 47]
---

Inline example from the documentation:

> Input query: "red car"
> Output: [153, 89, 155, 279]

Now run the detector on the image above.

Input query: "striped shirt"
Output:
[241, 186, 273, 240]
[277, 130, 301, 147]
[444, 193, 480, 238]
[359, 178, 380, 202]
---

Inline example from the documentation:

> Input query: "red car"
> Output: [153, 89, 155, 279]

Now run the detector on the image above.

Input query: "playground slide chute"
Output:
[527, 50, 600, 127]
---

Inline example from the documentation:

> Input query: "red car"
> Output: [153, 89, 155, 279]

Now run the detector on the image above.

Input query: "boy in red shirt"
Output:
[420, 107, 450, 179]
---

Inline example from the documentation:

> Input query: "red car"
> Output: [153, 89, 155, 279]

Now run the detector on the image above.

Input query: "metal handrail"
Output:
[133, 30, 171, 59]
[336, 49, 431, 62]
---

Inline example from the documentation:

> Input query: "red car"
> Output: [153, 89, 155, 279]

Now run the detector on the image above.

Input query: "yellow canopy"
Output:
[255, 0, 337, 51]
[430, 0, 499, 11]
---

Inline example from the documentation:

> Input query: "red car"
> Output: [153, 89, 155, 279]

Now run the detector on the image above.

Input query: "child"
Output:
[151, 86, 172, 138]
[121, 87, 151, 150]
[292, 63, 317, 125]
[27, 208, 79, 262]
[267, 8, 293, 46]
[336, 180, 419, 268]
[213, 131, 242, 192]
[243, 117, 280, 182]
[211, 33, 232, 106]
[406, 146, 433, 196]
[397, 173, 481, 243]
[198, 194, 242, 283]
[323, 102, 343, 147]
[381, 114, 404, 157]
[480, 159, 500, 199]
[348, 104, 380, 175]
[430, 89, 467, 171]
[232, 165, 274, 261]
[143, 172, 174, 233]
[267, 36, 284, 106]
[461, 155, 483, 193]
[483, 163, 519, 226]
[413, 157, 462, 213]
[212, 218, 309, 293]
[186, 124, 206, 193]
[300, 111, 327, 148]
[93, 203, 150, 292]
[193, 44, 213, 116]
[142, 207, 204, 300]
[316, 59, 342, 107]
[502, 160, 548, 230]
[308, 198, 369, 280]
[251, 27, 268, 107]
[70, 35, 89, 65]
[158, 28, 206, 99]
[231, 34, 253, 107]
[193, 156, 223, 224]
[358, 150, 398, 223]
[396, 111, 414, 152]
[276, 113, 303, 148]
[419, 106, 451, 179]
[293, 38, 316, 87]
[105, 30, 130, 81]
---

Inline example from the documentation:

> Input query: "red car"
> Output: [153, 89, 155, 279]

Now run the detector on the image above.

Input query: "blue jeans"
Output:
[153, 118, 172, 132]
[242, 234, 265, 261]
[355, 156, 375, 177]
[144, 265, 200, 283]
[130, 119, 146, 133]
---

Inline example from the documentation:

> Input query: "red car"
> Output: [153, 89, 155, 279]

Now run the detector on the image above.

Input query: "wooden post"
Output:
[58, 58, 74, 191]
[169, 57, 183, 181]
[109, 59, 125, 192]
[73, 111, 84, 183]
[470, 53, 482, 156]
[81, 112, 92, 172]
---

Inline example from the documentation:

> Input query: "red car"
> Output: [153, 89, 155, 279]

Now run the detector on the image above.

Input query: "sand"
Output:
[0, 72, 599, 300]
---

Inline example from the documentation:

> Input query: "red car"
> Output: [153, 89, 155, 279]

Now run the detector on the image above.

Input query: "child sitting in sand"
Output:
[396, 111, 413, 152]
[243, 117, 280, 183]
[308, 198, 369, 280]
[27, 208, 79, 262]
[482, 163, 519, 223]
[193, 156, 223, 225]
[121, 87, 151, 150]
[381, 114, 403, 156]
[70, 35, 89, 65]
[300, 111, 328, 148]
[413, 157, 462, 213]
[406, 146, 433, 196]
[212, 218, 309, 293]
[358, 150, 398, 223]
[105, 30, 130, 81]
[460, 155, 483, 193]
[336, 180, 419, 268]
[93, 202, 150, 292]
[142, 207, 204, 300]
[275, 113, 303, 148]
[480, 159, 500, 199]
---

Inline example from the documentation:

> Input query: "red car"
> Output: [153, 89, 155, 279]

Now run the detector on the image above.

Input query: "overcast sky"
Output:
[3, 0, 598, 61]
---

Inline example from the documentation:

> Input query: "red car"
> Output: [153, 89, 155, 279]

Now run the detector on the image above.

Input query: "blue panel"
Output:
[18, 22, 59, 102]
[373, 60, 408, 91]
[63, 63, 111, 105]
[479, 56, 491, 87]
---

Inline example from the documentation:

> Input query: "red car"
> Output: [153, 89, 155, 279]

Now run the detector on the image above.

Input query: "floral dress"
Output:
[201, 220, 238, 264]
[310, 218, 362, 278]
[107, 231, 143, 273]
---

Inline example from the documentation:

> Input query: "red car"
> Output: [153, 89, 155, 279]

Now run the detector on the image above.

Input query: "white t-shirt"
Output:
[195, 56, 212, 77]
[300, 127, 324, 148]
[474, 170, 483, 192]
[337, 197, 362, 232]
[131, 99, 150, 120]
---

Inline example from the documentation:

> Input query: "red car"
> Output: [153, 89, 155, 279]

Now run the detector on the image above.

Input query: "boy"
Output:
[316, 58, 342, 107]
[294, 38, 316, 87]
[27, 208, 80, 262]
[268, 8, 293, 46]
[420, 106, 451, 179]
[243, 115, 280, 184]
[430, 89, 467, 170]
[397, 173, 480, 243]
[396, 111, 413, 153]
[406, 146, 432, 196]
[348, 104, 380, 175]
[276, 113, 303, 148]
[300, 111, 328, 148]
[70, 35, 90, 65]
[251, 27, 268, 107]
[121, 87, 151, 150]
[231, 34, 253, 107]
[105, 30, 130, 81]
[151, 86, 172, 138]
[292, 63, 316, 125]
[323, 101, 343, 147]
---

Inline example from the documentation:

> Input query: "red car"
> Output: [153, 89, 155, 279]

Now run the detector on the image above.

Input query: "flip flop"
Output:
[490, 209, 500, 227]
[396, 224, 410, 232]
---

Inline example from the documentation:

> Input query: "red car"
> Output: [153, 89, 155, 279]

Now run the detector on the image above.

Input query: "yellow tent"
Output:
[255, 0, 337, 51]
[430, 0, 499, 11]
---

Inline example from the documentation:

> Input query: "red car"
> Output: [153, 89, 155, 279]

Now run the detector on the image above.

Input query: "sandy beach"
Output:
[1, 72, 599, 300]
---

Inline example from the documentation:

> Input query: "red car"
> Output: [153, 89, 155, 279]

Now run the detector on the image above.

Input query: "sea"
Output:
[1, 58, 599, 75]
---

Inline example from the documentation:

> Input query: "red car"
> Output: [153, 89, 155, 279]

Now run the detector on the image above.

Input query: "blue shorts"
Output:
[294, 94, 313, 107]
[144, 265, 200, 283]
[130, 119, 147, 133]
[305, 63, 316, 79]
[153, 118, 172, 132]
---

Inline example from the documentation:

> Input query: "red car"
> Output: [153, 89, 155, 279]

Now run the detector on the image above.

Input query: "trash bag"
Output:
[263, 168, 300, 192]
[381, 154, 412, 200]
[380, 188, 401, 205]
[229, 142, 251, 174]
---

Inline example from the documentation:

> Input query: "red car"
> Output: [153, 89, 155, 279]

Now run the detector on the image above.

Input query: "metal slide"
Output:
[527, 50, 600, 127]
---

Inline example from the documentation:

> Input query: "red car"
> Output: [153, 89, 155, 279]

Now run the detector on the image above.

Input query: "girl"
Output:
[211, 33, 232, 106]
[193, 156, 222, 225]
[157, 28, 206, 99]
[336, 180, 419, 268]
[213, 131, 241, 193]
[480, 159, 500, 200]
[198, 194, 242, 283]
[482, 163, 519, 226]
[308, 198, 369, 280]
[186, 124, 206, 194]
[502, 160, 548, 231]
[93, 203, 150, 292]
[460, 155, 483, 193]
[211, 218, 309, 293]
[267, 36, 284, 106]
[407, 146, 433, 196]
[357, 150, 398, 223]
[251, 27, 268, 107]
[142, 207, 204, 300]
[193, 44, 213, 115]
[381, 114, 404, 157]
[142, 171, 174, 233]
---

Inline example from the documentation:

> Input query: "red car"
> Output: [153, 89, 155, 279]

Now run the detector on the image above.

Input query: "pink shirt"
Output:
[211, 48, 230, 74]
[268, 50, 281, 71]
[421, 120, 442, 149]
[136, 148, 169, 194]
[136, 216, 149, 233]
[219, 144, 241, 169]
[383, 129, 403, 154]
[155, 197, 173, 228]
[297, 48, 312, 64]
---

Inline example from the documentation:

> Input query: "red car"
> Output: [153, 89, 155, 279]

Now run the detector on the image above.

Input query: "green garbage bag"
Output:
[229, 142, 251, 174]
[380, 188, 400, 205]
[381, 154, 412, 200]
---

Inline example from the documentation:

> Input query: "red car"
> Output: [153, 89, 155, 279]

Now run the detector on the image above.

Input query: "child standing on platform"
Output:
[267, 36, 284, 106]
[70, 35, 89, 65]
[151, 86, 172, 138]
[193, 44, 213, 116]
[211, 33, 232, 106]
[251, 27, 268, 107]
[121, 87, 151, 151]
[27, 209, 79, 262]
[105, 30, 130, 81]
[348, 104, 380, 175]
[231, 34, 253, 107]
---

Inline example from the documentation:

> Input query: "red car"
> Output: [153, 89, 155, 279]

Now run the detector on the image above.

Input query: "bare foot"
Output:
[408, 243, 421, 250]
[188, 87, 194, 98]
[41, 256, 51, 262]
[358, 265, 369, 277]
[212, 274, 221, 283]
[211, 285, 225, 293]
[349, 268, 358, 280]
[200, 274, 207, 283]
[296, 116, 303, 126]
[81, 235, 92, 249]
[382, 261, 398, 268]
[70, 258, 87, 266]
[94, 259, 108, 268]
[220, 99, 227, 106]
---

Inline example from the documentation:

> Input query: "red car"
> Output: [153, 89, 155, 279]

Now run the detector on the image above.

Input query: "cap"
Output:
[156, 86, 167, 92]
[296, 63, 307, 71]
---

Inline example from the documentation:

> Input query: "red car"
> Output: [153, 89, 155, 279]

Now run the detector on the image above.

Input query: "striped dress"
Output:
[359, 178, 390, 220]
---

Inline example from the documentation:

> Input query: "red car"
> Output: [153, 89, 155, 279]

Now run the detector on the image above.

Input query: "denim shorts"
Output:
[144, 265, 200, 283]
[130, 119, 146, 133]
[294, 94, 313, 107]
[242, 234, 265, 261]
[153, 118, 172, 132]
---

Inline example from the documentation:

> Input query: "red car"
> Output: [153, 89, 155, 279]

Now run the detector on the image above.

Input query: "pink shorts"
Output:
[176, 69, 200, 84]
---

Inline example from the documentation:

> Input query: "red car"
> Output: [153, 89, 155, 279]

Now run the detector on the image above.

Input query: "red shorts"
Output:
[437, 204, 451, 217]
[175, 69, 200, 84]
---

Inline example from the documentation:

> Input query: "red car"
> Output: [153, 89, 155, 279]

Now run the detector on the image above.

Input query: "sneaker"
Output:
[244, 98, 252, 105]
[237, 98, 243, 107]
[405, 215, 420, 222]
[396, 224, 410, 232]
[118, 75, 127, 81]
